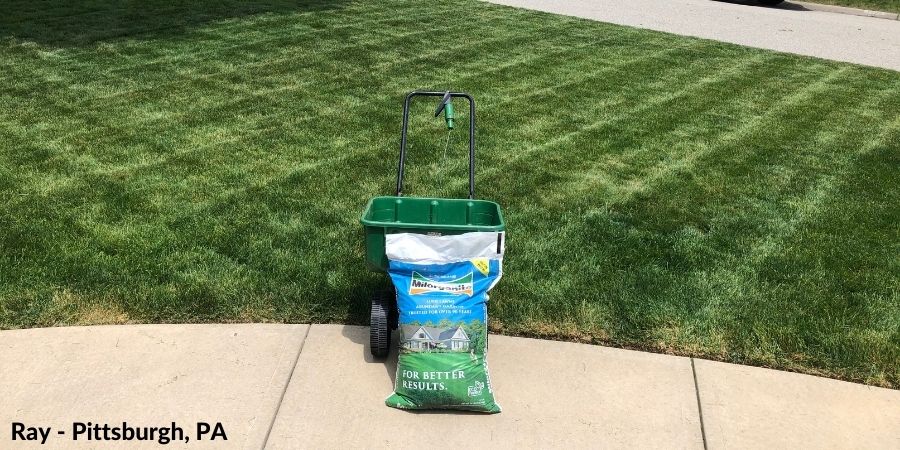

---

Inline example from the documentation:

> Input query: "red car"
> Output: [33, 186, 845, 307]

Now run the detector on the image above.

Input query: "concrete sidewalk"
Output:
[1, 325, 898, 449]
[483, 0, 900, 71]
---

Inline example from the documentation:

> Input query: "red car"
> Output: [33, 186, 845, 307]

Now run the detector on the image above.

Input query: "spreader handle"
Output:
[396, 91, 476, 200]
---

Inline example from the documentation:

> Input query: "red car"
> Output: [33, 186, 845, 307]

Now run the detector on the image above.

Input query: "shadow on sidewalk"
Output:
[340, 324, 399, 384]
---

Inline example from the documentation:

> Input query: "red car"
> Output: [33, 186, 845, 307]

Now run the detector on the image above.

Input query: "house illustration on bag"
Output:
[401, 325, 470, 352]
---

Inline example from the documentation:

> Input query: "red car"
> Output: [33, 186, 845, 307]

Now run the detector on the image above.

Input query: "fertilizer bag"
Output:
[384, 231, 504, 413]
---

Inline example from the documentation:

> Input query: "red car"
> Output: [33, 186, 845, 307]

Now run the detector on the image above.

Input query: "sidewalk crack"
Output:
[691, 358, 709, 450]
[260, 324, 312, 449]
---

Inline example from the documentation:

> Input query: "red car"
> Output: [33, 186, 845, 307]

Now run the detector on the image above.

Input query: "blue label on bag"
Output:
[389, 259, 500, 326]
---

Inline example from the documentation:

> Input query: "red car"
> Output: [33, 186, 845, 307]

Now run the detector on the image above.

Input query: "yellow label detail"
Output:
[471, 258, 489, 276]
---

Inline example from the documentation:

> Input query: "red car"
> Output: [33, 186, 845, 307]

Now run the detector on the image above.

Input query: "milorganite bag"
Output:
[384, 231, 504, 413]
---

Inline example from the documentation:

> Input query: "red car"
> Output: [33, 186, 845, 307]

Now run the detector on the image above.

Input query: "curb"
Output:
[791, 1, 899, 20]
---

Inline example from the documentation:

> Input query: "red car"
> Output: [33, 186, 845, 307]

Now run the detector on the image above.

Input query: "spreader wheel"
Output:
[387, 286, 399, 330]
[370, 291, 391, 358]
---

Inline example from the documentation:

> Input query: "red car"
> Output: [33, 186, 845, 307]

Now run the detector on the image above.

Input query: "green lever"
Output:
[433, 91, 455, 130]
[443, 101, 455, 130]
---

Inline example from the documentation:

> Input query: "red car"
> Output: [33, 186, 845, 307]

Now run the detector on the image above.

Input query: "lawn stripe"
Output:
[475, 47, 766, 203]
[542, 52, 781, 202]
[718, 82, 900, 270]
[3, 6, 547, 138]
[1, 12, 568, 185]
[614, 67, 852, 209]
[662, 74, 884, 307]
[744, 117, 900, 268]
[0, 3, 449, 98]
[482, 65, 864, 345]
[3, 17, 572, 200]
[0, 1, 362, 48]
[362, 42, 705, 198]
[62, 5, 440, 80]
[682, 89, 900, 378]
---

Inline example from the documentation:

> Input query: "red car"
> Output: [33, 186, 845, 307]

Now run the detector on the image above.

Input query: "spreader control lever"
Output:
[433, 91, 455, 130]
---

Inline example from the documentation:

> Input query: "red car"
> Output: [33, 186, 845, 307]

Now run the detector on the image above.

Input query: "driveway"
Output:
[483, 0, 900, 71]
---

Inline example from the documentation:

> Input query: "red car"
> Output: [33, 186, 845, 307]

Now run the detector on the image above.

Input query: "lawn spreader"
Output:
[360, 91, 506, 358]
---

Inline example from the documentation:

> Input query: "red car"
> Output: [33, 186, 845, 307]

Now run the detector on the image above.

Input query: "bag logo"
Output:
[409, 271, 473, 296]
[471, 258, 489, 276]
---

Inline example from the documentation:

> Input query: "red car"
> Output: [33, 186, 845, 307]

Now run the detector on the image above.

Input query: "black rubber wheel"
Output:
[387, 286, 399, 330]
[370, 291, 390, 358]
[758, 0, 784, 5]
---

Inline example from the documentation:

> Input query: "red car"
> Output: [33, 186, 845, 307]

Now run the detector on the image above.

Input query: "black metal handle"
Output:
[396, 91, 476, 199]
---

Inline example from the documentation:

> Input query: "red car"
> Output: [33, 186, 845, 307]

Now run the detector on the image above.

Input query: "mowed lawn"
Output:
[1, 0, 898, 387]
[800, 0, 899, 13]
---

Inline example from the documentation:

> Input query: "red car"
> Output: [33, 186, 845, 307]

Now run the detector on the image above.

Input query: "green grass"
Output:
[796, 0, 899, 14]
[1, 0, 898, 387]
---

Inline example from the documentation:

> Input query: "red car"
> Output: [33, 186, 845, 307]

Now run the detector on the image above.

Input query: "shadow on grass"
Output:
[0, 0, 351, 47]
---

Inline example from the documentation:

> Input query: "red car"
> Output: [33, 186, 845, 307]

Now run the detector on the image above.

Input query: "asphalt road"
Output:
[484, 0, 900, 71]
